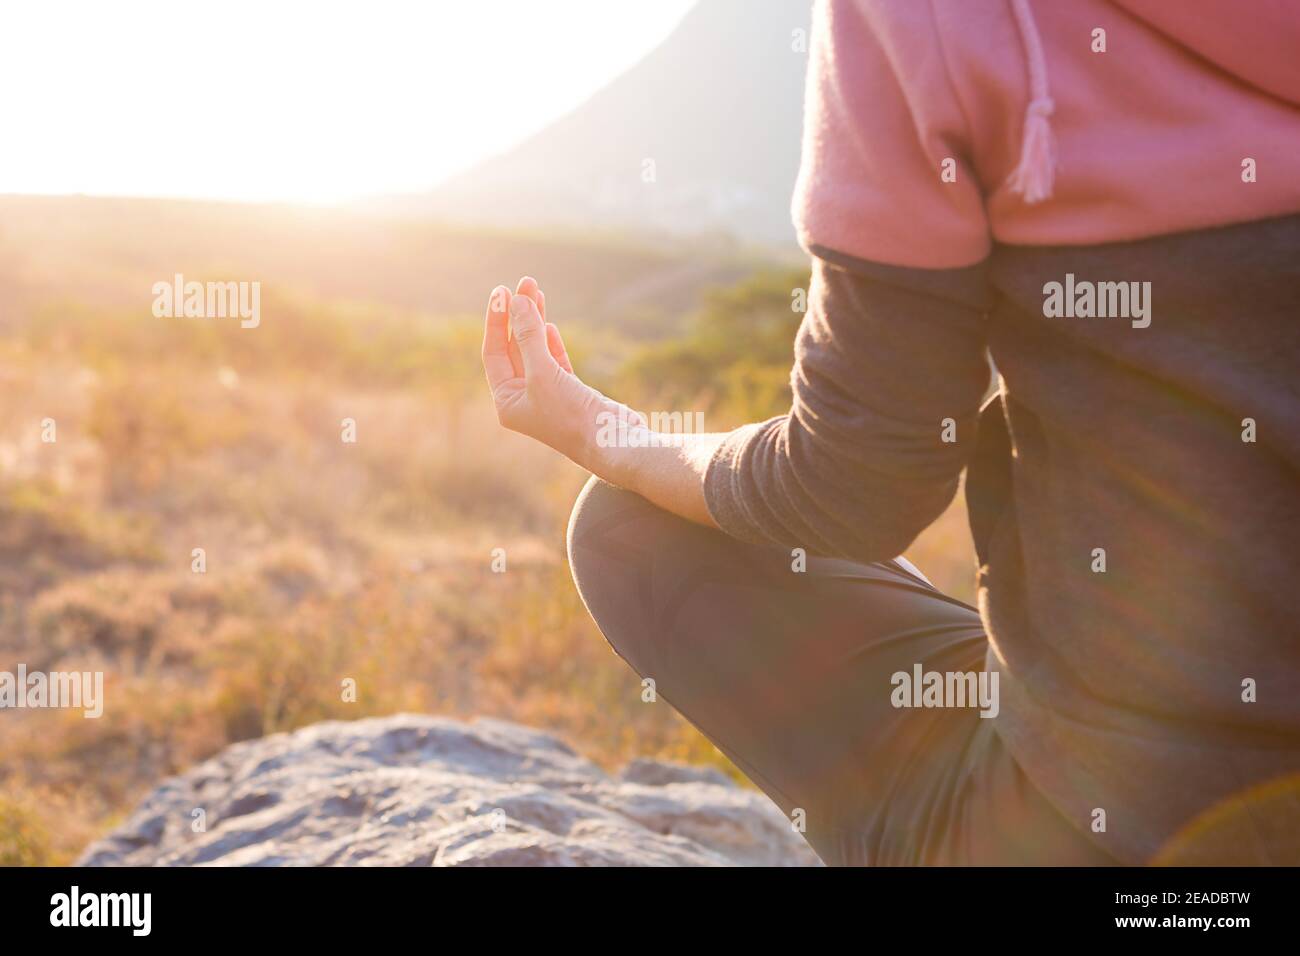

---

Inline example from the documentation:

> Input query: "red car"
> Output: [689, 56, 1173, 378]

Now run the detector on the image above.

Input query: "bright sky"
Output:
[0, 0, 695, 203]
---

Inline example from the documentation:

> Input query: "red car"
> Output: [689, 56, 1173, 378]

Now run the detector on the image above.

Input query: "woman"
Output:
[481, 0, 1300, 865]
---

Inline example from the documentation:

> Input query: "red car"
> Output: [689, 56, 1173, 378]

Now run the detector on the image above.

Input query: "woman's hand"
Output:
[481, 275, 720, 526]
[481, 277, 644, 474]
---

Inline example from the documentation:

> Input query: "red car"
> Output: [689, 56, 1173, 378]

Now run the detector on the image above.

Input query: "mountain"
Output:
[414, 0, 813, 247]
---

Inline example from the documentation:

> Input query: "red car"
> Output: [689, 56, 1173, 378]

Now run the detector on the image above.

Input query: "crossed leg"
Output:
[566, 476, 1113, 866]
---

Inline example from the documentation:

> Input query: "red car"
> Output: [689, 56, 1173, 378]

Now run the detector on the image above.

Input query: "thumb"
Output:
[509, 293, 555, 377]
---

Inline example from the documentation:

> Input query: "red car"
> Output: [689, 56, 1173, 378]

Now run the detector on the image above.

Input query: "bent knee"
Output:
[565, 477, 651, 665]
[567, 476, 649, 583]
[567, 475, 710, 675]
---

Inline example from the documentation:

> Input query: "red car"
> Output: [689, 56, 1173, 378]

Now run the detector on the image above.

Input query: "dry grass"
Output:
[0, 323, 747, 863]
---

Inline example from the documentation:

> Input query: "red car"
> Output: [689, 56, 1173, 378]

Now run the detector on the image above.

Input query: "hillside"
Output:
[412, 0, 813, 245]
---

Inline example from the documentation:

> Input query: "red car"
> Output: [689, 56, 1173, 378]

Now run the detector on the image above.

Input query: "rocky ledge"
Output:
[78, 714, 820, 867]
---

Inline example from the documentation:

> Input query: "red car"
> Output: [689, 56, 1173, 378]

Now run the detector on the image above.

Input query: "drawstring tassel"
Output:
[1005, 0, 1056, 204]
[1006, 96, 1056, 203]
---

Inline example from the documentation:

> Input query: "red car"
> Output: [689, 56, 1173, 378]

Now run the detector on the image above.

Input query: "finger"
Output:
[514, 279, 544, 376]
[481, 286, 516, 389]
[509, 293, 555, 377]
[520, 279, 564, 369]
[516, 276, 543, 318]
[546, 322, 574, 374]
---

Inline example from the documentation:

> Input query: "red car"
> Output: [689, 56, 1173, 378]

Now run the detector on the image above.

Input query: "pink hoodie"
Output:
[794, 0, 1300, 268]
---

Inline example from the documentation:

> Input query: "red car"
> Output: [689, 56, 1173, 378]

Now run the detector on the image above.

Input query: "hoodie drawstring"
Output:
[1005, 0, 1056, 203]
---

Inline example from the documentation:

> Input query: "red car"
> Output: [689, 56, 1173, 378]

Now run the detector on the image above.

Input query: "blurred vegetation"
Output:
[0, 205, 973, 864]
[617, 268, 807, 423]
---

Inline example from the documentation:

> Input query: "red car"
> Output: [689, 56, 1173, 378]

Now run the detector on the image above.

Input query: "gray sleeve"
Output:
[702, 253, 992, 563]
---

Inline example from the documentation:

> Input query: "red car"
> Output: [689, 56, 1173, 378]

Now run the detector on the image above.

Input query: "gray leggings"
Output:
[566, 476, 1114, 866]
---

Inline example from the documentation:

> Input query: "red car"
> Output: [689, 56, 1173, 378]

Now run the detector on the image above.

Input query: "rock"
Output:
[78, 714, 821, 867]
